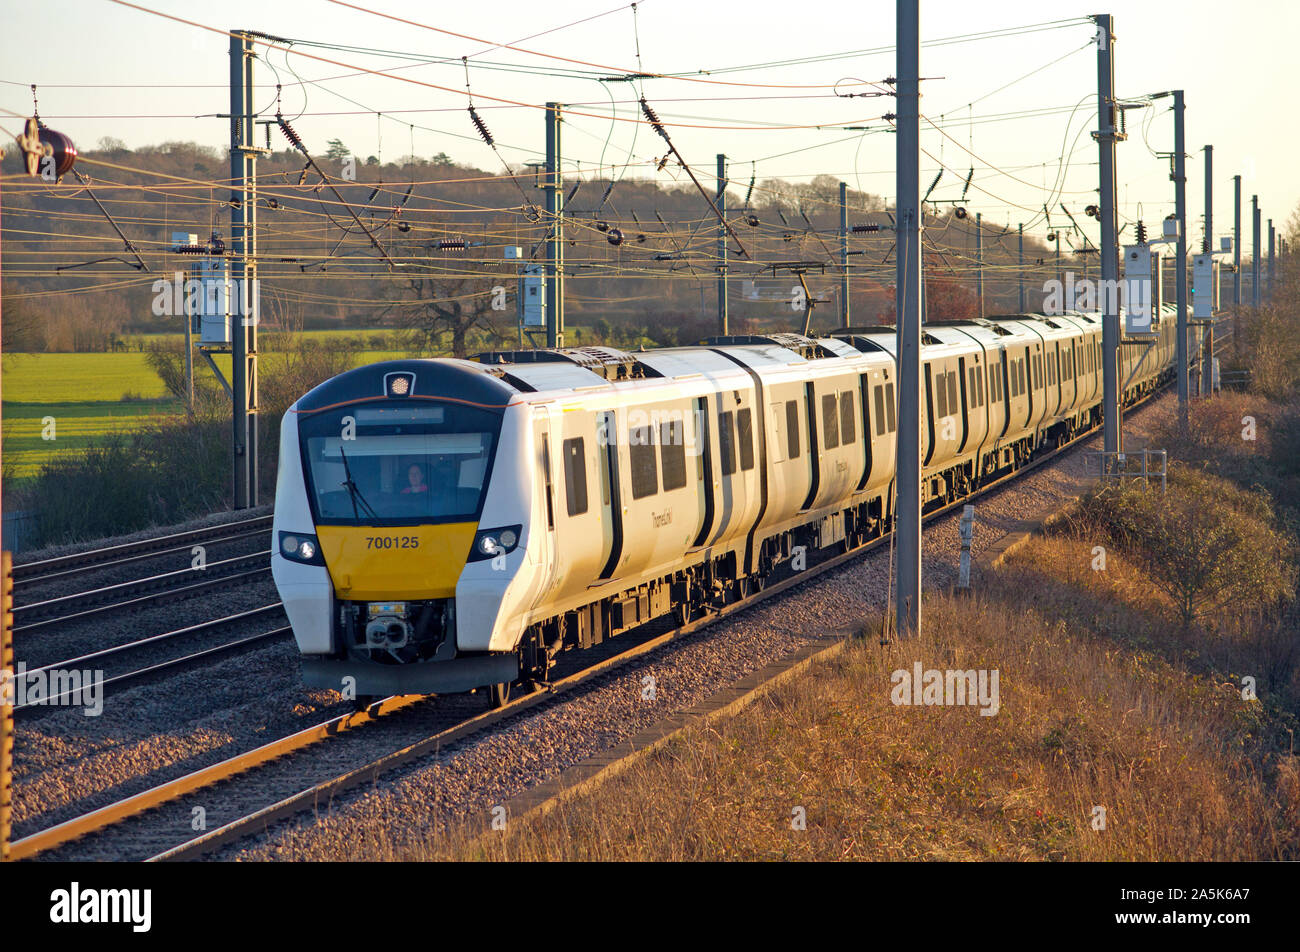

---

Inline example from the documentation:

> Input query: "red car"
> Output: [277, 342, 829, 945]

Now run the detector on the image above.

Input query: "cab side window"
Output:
[562, 437, 588, 516]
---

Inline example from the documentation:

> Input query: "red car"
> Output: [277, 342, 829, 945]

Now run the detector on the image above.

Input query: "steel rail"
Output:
[14, 605, 289, 720]
[14, 559, 272, 635]
[15, 526, 272, 589]
[13, 515, 272, 583]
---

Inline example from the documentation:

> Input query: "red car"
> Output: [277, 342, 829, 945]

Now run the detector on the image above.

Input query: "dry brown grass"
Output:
[356, 530, 1298, 862]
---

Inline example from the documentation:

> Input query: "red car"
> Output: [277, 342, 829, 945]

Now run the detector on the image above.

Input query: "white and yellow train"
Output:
[271, 310, 1178, 705]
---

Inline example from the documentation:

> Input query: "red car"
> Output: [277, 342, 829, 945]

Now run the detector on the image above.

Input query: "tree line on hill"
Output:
[1, 139, 1078, 354]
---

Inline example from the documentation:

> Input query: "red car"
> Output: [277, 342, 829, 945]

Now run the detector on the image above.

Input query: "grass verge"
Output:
[344, 524, 1297, 861]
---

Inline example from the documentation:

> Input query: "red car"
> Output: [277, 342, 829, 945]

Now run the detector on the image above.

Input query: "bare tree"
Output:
[389, 240, 513, 358]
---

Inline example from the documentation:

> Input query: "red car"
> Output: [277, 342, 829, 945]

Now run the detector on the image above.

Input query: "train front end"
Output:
[271, 359, 537, 698]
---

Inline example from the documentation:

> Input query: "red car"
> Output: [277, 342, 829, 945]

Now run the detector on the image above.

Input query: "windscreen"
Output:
[298, 402, 502, 525]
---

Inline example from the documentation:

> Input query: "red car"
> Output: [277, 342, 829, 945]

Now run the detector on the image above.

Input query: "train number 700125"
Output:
[365, 535, 420, 550]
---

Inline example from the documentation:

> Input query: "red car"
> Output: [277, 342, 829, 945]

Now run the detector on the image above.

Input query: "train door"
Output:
[957, 356, 971, 453]
[998, 348, 1012, 438]
[532, 406, 558, 593]
[1023, 345, 1034, 429]
[800, 381, 820, 510]
[922, 362, 937, 466]
[691, 396, 716, 549]
[596, 409, 623, 580]
[855, 372, 874, 491]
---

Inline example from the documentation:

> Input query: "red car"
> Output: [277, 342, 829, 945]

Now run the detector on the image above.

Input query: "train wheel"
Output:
[487, 681, 512, 709]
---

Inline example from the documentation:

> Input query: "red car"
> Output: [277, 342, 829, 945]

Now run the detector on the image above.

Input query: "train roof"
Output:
[296, 310, 1111, 409]
[293, 357, 516, 413]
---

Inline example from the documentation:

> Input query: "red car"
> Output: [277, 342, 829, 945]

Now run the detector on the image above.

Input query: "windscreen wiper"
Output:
[336, 444, 379, 520]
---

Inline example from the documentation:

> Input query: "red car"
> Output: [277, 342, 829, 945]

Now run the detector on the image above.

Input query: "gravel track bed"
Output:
[13, 393, 1174, 861]
[15, 576, 280, 673]
[216, 393, 1176, 861]
[17, 608, 289, 713]
[13, 530, 273, 608]
[12, 638, 344, 848]
[22, 627, 670, 860]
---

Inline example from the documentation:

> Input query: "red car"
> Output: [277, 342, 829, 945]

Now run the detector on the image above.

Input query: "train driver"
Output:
[400, 462, 429, 495]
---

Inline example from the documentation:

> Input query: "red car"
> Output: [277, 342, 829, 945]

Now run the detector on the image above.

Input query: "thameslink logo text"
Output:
[890, 662, 1000, 716]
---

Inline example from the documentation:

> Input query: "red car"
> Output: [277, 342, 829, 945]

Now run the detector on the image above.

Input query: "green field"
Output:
[1, 347, 405, 479]
[1, 328, 611, 480]
[2, 352, 174, 402]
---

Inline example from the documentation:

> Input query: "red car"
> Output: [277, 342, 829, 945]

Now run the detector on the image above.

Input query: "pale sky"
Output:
[3, 0, 1297, 251]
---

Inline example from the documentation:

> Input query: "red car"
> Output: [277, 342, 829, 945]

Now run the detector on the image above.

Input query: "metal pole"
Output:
[894, 0, 922, 639]
[1095, 14, 1122, 455]
[716, 154, 729, 335]
[1267, 219, 1275, 300]
[1252, 195, 1260, 307]
[1200, 145, 1213, 396]
[229, 31, 259, 509]
[1055, 235, 1062, 298]
[182, 268, 194, 415]
[544, 102, 564, 348]
[975, 211, 984, 318]
[1173, 91, 1188, 424]
[839, 181, 850, 328]
[1017, 223, 1025, 311]
[0, 552, 11, 863]
[1233, 175, 1242, 307]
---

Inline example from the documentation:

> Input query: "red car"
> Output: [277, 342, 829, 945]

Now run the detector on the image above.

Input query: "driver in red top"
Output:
[400, 463, 429, 495]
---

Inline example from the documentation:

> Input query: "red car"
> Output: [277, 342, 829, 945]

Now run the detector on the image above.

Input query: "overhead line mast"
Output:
[894, 0, 923, 638]
[1093, 14, 1122, 457]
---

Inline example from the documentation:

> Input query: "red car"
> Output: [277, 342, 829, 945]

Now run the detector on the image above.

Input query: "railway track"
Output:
[12, 552, 272, 635]
[10, 328, 1232, 862]
[13, 515, 272, 587]
[12, 604, 290, 720]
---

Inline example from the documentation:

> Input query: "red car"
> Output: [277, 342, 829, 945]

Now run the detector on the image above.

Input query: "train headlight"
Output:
[469, 525, 522, 562]
[278, 531, 325, 566]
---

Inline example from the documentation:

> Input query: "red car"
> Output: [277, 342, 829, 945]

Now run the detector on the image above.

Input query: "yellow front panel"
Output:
[316, 523, 477, 600]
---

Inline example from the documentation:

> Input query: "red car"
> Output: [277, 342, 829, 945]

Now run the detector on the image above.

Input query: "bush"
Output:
[144, 340, 227, 417]
[1080, 468, 1295, 633]
[1150, 391, 1276, 495]
[24, 417, 231, 547]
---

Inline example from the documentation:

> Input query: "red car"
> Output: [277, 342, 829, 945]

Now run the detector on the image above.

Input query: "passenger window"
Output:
[785, 400, 801, 458]
[946, 371, 958, 413]
[873, 386, 886, 436]
[976, 366, 984, 406]
[885, 382, 897, 432]
[562, 437, 587, 516]
[822, 393, 839, 449]
[660, 420, 687, 491]
[968, 367, 977, 405]
[717, 411, 737, 476]
[935, 372, 948, 417]
[629, 426, 658, 499]
[839, 391, 855, 444]
[737, 408, 755, 471]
